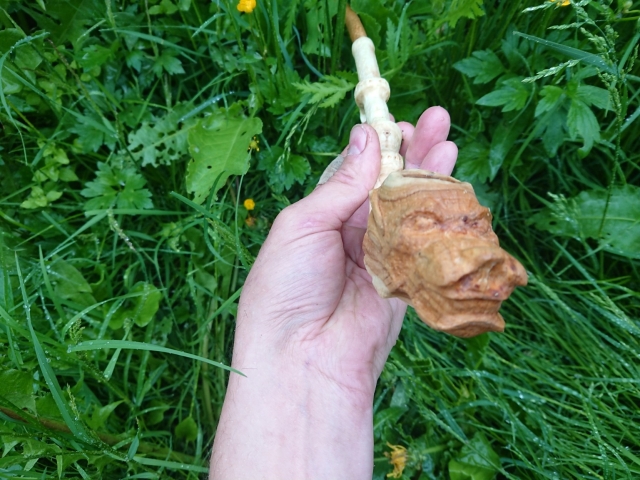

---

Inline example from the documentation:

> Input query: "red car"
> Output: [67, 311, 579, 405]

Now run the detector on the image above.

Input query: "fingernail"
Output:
[347, 125, 367, 156]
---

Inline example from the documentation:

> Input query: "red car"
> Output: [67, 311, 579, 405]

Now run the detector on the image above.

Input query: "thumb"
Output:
[298, 124, 381, 228]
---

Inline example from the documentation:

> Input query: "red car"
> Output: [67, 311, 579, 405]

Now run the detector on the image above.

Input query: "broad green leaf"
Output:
[21, 186, 49, 209]
[258, 148, 311, 193]
[49, 257, 95, 308]
[81, 162, 153, 211]
[454, 50, 504, 84]
[567, 98, 599, 153]
[463, 333, 490, 368]
[355, 11, 382, 46]
[539, 108, 567, 156]
[79, 43, 116, 70]
[535, 85, 565, 117]
[477, 77, 530, 112]
[57, 453, 87, 477]
[144, 399, 170, 426]
[0, 370, 36, 412]
[0, 29, 42, 72]
[449, 432, 500, 480]
[40, 0, 106, 45]
[302, 3, 331, 57]
[576, 85, 611, 110]
[2, 437, 19, 457]
[127, 104, 193, 167]
[373, 406, 407, 437]
[487, 116, 527, 180]
[152, 50, 185, 76]
[531, 186, 640, 259]
[352, 0, 397, 32]
[455, 139, 491, 183]
[149, 0, 178, 15]
[36, 394, 64, 421]
[351, 0, 393, 44]
[186, 112, 263, 204]
[23, 439, 60, 457]
[175, 416, 198, 441]
[110, 282, 162, 328]
[69, 111, 118, 153]
[85, 401, 124, 431]
[456, 118, 522, 184]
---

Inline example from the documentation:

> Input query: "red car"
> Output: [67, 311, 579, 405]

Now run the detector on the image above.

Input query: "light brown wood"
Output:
[363, 170, 528, 337]
[345, 5, 367, 42]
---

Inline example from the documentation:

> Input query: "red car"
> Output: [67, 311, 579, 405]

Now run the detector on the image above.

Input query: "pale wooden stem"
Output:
[352, 37, 403, 187]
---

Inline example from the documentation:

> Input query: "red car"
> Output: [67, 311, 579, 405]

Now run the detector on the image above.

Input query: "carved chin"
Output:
[410, 288, 505, 338]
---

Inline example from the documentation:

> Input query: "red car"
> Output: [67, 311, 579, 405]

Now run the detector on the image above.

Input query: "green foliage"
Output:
[0, 0, 638, 477]
[449, 432, 500, 480]
[454, 50, 504, 84]
[110, 282, 163, 328]
[0, 369, 36, 412]
[476, 76, 531, 112]
[81, 161, 154, 211]
[186, 109, 263, 204]
[532, 186, 640, 259]
[441, 0, 485, 28]
[258, 146, 311, 193]
[293, 74, 355, 108]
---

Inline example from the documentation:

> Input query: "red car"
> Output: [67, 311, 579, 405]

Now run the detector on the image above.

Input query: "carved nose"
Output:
[457, 253, 527, 299]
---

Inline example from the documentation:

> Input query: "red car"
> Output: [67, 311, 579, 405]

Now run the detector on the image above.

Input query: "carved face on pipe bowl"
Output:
[363, 170, 528, 338]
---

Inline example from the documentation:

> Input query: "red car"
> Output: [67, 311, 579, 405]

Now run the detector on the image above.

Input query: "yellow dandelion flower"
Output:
[237, 0, 256, 13]
[549, 0, 570, 6]
[244, 198, 256, 210]
[384, 443, 407, 479]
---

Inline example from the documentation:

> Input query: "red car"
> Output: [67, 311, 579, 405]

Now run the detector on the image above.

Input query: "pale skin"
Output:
[210, 106, 458, 479]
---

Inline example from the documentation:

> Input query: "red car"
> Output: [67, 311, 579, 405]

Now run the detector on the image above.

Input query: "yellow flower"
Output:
[248, 136, 260, 152]
[244, 198, 256, 210]
[549, 0, 571, 6]
[237, 0, 256, 13]
[384, 443, 407, 478]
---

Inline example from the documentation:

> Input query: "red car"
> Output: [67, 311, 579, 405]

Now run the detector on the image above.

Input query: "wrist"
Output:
[211, 351, 375, 479]
[232, 315, 379, 403]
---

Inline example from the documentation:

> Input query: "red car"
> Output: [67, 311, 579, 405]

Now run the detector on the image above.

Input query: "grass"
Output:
[0, 0, 639, 478]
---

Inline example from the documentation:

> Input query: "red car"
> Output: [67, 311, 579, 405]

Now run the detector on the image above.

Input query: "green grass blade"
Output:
[515, 31, 616, 74]
[14, 254, 94, 445]
[68, 340, 244, 376]
[132, 456, 208, 473]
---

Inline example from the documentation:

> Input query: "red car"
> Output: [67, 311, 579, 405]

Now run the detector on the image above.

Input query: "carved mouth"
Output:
[410, 286, 505, 337]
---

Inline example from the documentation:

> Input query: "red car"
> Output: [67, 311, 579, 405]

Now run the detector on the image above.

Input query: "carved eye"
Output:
[402, 213, 440, 232]
[459, 214, 490, 233]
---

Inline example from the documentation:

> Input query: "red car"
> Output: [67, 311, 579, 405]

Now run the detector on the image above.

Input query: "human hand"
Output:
[235, 106, 458, 394]
[211, 107, 458, 479]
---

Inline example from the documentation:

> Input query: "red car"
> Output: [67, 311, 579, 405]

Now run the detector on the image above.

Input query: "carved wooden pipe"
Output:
[341, 6, 527, 337]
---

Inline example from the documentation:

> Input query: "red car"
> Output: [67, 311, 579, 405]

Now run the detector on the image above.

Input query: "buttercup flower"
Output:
[384, 443, 407, 478]
[237, 0, 256, 13]
[549, 0, 571, 6]
[244, 198, 256, 210]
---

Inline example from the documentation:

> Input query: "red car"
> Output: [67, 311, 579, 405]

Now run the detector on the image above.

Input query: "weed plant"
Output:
[0, 0, 638, 478]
